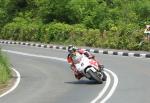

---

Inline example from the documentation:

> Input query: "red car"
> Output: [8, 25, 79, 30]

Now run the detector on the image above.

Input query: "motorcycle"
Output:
[73, 53, 107, 84]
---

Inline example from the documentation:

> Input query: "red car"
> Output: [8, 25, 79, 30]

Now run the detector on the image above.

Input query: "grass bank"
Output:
[0, 49, 11, 87]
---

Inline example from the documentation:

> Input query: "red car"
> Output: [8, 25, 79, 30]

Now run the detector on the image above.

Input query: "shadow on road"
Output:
[65, 80, 100, 85]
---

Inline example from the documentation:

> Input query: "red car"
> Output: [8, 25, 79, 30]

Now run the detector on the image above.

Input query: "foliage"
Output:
[1, 15, 42, 41]
[41, 22, 72, 43]
[0, 0, 150, 51]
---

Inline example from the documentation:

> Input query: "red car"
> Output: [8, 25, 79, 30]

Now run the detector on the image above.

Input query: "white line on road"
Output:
[0, 68, 21, 98]
[100, 69, 119, 103]
[2, 49, 66, 62]
[90, 71, 111, 103]
[2, 49, 118, 103]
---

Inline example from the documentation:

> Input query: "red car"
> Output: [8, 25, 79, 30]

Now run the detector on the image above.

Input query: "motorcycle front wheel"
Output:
[87, 69, 103, 84]
[102, 71, 107, 81]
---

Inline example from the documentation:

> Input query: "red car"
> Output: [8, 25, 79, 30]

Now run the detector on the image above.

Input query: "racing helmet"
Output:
[68, 45, 77, 53]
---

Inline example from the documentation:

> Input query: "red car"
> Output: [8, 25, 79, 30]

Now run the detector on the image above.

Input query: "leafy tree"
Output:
[0, 0, 150, 51]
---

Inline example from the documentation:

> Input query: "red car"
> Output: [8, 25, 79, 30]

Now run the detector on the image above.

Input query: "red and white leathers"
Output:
[67, 49, 101, 80]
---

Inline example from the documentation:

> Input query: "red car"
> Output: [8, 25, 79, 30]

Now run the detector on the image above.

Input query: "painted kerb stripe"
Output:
[0, 40, 150, 58]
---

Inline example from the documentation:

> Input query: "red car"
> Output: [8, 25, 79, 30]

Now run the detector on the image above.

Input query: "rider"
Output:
[67, 45, 102, 80]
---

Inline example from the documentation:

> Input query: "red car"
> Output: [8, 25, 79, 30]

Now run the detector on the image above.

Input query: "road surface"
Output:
[0, 43, 150, 103]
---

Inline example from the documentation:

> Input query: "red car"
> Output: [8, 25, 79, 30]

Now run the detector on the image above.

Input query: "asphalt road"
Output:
[0, 43, 150, 103]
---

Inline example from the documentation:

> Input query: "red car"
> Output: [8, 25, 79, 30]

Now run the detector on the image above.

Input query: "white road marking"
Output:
[2, 49, 118, 103]
[100, 69, 119, 103]
[0, 68, 21, 98]
[90, 71, 111, 103]
[2, 50, 66, 62]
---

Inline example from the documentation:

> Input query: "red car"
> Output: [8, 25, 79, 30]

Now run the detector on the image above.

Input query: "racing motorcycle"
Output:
[74, 53, 107, 84]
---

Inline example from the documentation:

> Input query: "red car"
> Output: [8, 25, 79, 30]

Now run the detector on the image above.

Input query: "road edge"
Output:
[0, 67, 21, 98]
[0, 40, 150, 58]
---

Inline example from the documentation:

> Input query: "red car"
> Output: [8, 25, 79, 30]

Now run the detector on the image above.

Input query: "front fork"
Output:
[98, 65, 104, 72]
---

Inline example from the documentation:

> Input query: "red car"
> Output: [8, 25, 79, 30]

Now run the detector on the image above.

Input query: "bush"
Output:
[80, 29, 100, 47]
[1, 17, 42, 41]
[41, 22, 72, 43]
[65, 24, 87, 45]
[0, 20, 149, 51]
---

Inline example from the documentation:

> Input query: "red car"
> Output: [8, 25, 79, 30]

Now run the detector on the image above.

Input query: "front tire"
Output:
[102, 72, 107, 81]
[87, 70, 103, 84]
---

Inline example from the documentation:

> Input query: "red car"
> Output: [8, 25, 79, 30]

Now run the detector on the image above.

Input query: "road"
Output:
[0, 43, 150, 103]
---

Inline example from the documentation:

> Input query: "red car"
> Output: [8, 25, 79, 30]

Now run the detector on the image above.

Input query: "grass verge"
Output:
[0, 49, 11, 90]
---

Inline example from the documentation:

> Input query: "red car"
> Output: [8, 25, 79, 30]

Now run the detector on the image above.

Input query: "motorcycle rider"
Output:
[67, 45, 102, 80]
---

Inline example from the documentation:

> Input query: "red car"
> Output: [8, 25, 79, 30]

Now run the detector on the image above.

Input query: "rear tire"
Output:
[87, 70, 103, 84]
